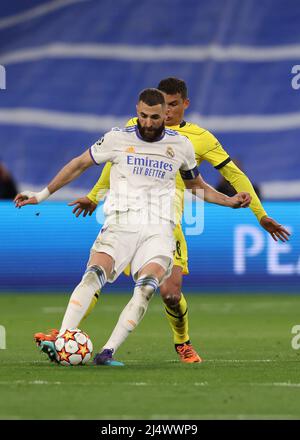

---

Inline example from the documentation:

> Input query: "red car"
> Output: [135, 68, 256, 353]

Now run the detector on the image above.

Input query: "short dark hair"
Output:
[158, 77, 188, 99]
[138, 88, 165, 106]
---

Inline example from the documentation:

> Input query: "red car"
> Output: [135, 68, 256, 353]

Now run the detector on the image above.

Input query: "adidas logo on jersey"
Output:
[125, 146, 136, 153]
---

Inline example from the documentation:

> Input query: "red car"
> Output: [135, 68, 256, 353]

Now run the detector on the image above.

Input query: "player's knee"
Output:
[134, 276, 159, 302]
[83, 265, 106, 288]
[160, 281, 181, 308]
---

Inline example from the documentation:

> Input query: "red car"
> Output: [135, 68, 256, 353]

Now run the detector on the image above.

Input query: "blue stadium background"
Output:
[0, 0, 299, 293]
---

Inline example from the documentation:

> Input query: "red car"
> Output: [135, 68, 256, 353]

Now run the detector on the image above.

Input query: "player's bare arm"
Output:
[184, 174, 251, 208]
[70, 159, 112, 217]
[14, 149, 94, 207]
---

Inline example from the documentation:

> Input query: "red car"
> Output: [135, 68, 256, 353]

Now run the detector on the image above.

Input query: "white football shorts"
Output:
[90, 222, 175, 283]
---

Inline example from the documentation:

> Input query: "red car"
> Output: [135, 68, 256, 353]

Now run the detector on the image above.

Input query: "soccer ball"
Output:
[54, 328, 93, 366]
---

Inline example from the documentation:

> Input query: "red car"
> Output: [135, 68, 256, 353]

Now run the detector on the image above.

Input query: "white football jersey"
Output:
[89, 125, 198, 225]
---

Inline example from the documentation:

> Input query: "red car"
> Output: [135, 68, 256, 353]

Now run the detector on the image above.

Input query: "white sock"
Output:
[102, 276, 159, 353]
[60, 266, 106, 333]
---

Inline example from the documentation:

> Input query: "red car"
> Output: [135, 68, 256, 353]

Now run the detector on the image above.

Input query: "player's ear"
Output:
[183, 98, 190, 110]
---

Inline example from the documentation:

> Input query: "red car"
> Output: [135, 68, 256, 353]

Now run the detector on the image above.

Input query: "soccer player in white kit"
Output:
[15, 89, 251, 366]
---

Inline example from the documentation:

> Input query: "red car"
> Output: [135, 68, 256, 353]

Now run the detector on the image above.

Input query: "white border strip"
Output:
[1, 43, 300, 65]
[188, 112, 300, 132]
[1, 108, 300, 133]
[261, 180, 300, 199]
[0, 0, 88, 31]
[0, 108, 127, 133]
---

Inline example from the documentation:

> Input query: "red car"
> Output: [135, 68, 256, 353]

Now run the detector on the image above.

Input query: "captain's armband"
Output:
[180, 166, 199, 180]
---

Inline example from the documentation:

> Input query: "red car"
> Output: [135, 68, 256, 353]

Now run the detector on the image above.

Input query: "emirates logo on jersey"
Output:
[166, 146, 175, 158]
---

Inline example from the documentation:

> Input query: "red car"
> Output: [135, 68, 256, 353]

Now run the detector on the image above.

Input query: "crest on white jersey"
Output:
[166, 146, 175, 158]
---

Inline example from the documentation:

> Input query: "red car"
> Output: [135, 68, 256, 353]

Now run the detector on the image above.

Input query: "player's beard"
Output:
[137, 120, 165, 142]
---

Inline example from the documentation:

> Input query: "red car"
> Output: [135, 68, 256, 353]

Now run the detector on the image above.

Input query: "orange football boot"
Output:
[34, 329, 59, 362]
[34, 329, 59, 344]
[175, 342, 202, 363]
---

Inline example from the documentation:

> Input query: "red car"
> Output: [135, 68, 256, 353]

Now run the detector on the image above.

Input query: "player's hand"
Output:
[230, 192, 251, 208]
[14, 191, 38, 208]
[68, 196, 97, 218]
[260, 216, 290, 242]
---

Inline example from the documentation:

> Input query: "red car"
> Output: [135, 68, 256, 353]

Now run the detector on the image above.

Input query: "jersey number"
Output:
[176, 240, 182, 257]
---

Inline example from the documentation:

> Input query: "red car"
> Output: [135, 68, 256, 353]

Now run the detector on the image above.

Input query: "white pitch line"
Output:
[2, 380, 300, 391]
[124, 359, 277, 363]
[0, 380, 149, 386]
[29, 380, 62, 385]
[252, 382, 300, 388]
[0, 358, 288, 367]
[149, 413, 297, 420]
[2, 414, 296, 420]
[0, 380, 62, 385]
[204, 359, 275, 363]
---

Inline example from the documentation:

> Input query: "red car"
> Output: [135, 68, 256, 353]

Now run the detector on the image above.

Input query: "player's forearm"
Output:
[191, 183, 232, 207]
[48, 156, 90, 195]
[186, 176, 233, 207]
[220, 164, 267, 221]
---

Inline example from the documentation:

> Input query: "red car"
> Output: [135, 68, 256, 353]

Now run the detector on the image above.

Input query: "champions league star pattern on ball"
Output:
[54, 328, 93, 366]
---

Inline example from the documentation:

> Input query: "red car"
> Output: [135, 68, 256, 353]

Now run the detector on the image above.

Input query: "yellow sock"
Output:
[164, 293, 189, 345]
[80, 290, 100, 324]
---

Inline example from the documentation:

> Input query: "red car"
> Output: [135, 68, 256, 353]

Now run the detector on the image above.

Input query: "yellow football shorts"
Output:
[123, 223, 189, 276]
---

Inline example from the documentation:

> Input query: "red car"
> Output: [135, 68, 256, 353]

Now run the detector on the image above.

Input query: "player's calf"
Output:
[60, 265, 107, 332]
[160, 275, 182, 309]
[98, 275, 159, 356]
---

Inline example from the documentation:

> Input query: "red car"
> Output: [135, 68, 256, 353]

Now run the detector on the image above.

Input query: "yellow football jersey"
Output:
[87, 118, 266, 222]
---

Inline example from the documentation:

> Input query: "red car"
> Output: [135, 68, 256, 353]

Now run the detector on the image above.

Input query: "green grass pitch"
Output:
[1, 292, 300, 420]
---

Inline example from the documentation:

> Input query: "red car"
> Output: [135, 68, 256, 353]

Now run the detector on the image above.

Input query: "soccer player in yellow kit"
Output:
[70, 77, 290, 363]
